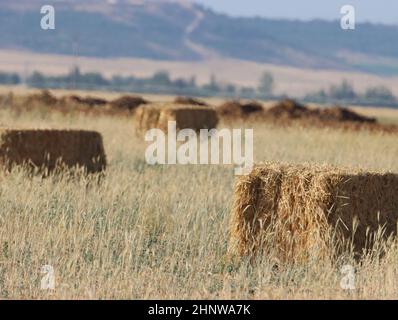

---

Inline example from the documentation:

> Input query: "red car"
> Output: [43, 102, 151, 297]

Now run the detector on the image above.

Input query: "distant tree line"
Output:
[1, 69, 397, 108]
[23, 68, 277, 100]
[0, 72, 20, 85]
[23, 67, 271, 100]
[304, 80, 398, 107]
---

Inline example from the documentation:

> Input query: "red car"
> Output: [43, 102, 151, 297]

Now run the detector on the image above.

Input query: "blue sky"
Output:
[193, 0, 398, 25]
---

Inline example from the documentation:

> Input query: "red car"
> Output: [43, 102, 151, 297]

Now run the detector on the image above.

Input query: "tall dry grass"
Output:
[0, 107, 398, 299]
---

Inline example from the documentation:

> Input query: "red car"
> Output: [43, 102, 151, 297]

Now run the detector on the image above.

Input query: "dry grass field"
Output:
[0, 94, 398, 299]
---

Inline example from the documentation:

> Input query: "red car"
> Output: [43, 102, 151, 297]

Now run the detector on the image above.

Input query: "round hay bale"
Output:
[266, 99, 313, 119]
[110, 95, 147, 111]
[318, 106, 376, 123]
[218, 100, 263, 119]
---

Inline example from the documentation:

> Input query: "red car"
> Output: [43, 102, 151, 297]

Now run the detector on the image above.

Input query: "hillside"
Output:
[1, 0, 398, 73]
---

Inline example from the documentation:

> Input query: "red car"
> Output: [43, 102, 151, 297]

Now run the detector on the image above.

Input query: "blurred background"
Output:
[1, 0, 398, 107]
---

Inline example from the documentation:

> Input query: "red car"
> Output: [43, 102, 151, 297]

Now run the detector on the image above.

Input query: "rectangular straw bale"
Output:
[230, 163, 398, 263]
[0, 129, 106, 173]
[134, 103, 219, 134]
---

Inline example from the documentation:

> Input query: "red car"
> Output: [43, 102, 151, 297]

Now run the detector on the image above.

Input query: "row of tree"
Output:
[23, 67, 274, 99]
[0, 72, 20, 85]
[304, 80, 397, 106]
[0, 68, 397, 107]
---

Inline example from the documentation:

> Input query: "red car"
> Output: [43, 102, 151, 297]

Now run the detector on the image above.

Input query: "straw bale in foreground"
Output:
[230, 163, 398, 262]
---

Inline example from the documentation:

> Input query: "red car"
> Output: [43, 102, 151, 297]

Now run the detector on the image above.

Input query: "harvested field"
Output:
[174, 96, 208, 106]
[0, 129, 106, 173]
[134, 103, 219, 134]
[307, 120, 398, 134]
[0, 93, 398, 299]
[230, 163, 398, 263]
[109, 95, 147, 111]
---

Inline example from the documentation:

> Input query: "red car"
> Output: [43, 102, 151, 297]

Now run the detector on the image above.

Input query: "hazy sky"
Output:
[194, 0, 398, 25]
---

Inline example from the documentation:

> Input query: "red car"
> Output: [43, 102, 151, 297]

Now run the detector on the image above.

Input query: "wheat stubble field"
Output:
[0, 101, 398, 300]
